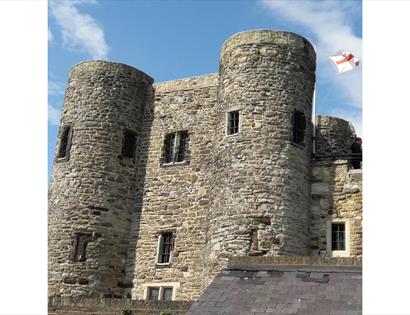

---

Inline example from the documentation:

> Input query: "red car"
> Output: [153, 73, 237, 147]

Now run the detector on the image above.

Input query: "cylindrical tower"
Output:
[315, 115, 357, 156]
[207, 30, 316, 271]
[48, 61, 153, 297]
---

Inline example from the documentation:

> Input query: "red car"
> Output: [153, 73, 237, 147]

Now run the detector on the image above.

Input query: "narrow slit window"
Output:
[70, 233, 92, 262]
[148, 287, 159, 300]
[158, 232, 173, 264]
[293, 111, 306, 145]
[58, 125, 72, 158]
[331, 223, 345, 251]
[227, 110, 240, 135]
[122, 131, 136, 159]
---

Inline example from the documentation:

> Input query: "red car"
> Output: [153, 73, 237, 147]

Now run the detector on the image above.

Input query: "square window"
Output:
[162, 287, 173, 301]
[331, 223, 345, 251]
[227, 110, 240, 135]
[158, 232, 173, 264]
[148, 287, 159, 300]
[163, 131, 189, 164]
[327, 220, 350, 257]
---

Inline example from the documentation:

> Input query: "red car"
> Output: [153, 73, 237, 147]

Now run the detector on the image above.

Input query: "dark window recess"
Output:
[164, 133, 176, 163]
[148, 287, 159, 300]
[176, 132, 188, 162]
[70, 233, 92, 262]
[158, 232, 173, 264]
[122, 131, 136, 159]
[293, 111, 306, 145]
[331, 223, 345, 251]
[227, 110, 240, 135]
[162, 287, 173, 301]
[163, 131, 189, 164]
[58, 125, 72, 158]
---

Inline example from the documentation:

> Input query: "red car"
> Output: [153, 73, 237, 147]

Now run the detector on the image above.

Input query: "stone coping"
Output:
[48, 295, 193, 310]
[154, 73, 218, 92]
[228, 256, 362, 268]
[220, 29, 316, 59]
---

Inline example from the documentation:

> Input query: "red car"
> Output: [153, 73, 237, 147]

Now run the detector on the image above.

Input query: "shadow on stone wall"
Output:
[121, 86, 155, 298]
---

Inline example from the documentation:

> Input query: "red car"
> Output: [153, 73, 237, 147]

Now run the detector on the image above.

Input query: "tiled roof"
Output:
[188, 257, 361, 315]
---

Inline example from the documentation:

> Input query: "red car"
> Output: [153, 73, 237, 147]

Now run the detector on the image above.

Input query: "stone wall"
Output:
[48, 30, 361, 305]
[48, 296, 192, 315]
[310, 160, 362, 257]
[128, 74, 219, 300]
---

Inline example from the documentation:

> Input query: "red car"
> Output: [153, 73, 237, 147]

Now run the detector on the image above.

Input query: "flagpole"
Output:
[312, 43, 317, 158]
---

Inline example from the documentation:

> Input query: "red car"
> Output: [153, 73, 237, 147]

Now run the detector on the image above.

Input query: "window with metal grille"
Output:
[158, 232, 173, 264]
[162, 287, 173, 301]
[121, 131, 136, 159]
[293, 110, 306, 145]
[58, 125, 72, 158]
[148, 287, 159, 300]
[70, 233, 92, 262]
[331, 223, 345, 251]
[227, 110, 240, 135]
[163, 131, 189, 164]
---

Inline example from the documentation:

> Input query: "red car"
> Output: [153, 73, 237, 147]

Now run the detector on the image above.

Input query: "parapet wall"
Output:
[229, 255, 362, 268]
[48, 296, 192, 315]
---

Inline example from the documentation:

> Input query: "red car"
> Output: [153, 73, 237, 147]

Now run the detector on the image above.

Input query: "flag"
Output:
[329, 50, 360, 73]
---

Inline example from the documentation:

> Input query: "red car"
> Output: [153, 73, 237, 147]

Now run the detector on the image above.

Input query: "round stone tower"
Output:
[315, 115, 357, 156]
[207, 30, 316, 271]
[48, 61, 153, 297]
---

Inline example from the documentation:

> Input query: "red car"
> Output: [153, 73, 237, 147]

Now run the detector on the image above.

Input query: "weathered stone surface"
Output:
[48, 60, 154, 298]
[49, 30, 361, 303]
[310, 161, 362, 257]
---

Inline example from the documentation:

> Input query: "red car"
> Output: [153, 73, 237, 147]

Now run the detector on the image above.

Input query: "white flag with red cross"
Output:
[329, 50, 360, 73]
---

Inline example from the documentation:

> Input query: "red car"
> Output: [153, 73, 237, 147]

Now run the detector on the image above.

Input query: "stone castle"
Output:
[48, 30, 362, 303]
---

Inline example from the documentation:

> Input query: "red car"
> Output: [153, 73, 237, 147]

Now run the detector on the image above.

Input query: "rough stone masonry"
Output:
[49, 29, 362, 301]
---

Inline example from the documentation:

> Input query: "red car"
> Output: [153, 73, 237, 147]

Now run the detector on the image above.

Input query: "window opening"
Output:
[70, 233, 92, 262]
[163, 131, 188, 164]
[58, 125, 72, 158]
[176, 132, 188, 162]
[164, 133, 176, 163]
[293, 111, 306, 145]
[227, 110, 240, 135]
[162, 287, 173, 301]
[148, 287, 160, 300]
[122, 131, 136, 159]
[331, 223, 345, 251]
[158, 232, 173, 264]
[250, 229, 258, 251]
